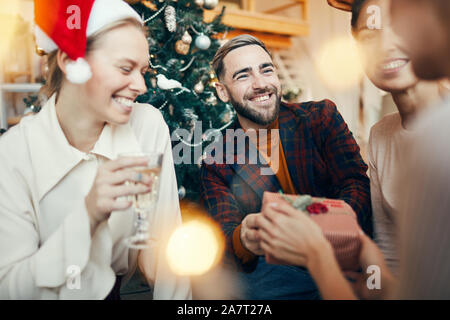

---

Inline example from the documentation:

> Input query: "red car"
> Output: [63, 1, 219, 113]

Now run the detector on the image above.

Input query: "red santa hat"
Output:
[34, 0, 143, 84]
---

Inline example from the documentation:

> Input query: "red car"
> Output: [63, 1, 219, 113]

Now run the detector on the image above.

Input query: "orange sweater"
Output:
[232, 120, 297, 263]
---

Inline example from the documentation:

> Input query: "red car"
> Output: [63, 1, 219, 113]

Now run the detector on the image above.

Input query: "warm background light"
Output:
[166, 218, 224, 276]
[0, 1, 21, 59]
[316, 36, 364, 91]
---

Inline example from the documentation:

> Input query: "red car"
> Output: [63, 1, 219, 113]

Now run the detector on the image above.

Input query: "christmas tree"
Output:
[23, 0, 233, 200]
[129, 0, 234, 201]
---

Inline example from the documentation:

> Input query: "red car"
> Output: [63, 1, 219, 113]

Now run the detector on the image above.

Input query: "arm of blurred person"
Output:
[256, 202, 396, 300]
[395, 104, 450, 299]
[344, 234, 397, 300]
[368, 129, 397, 270]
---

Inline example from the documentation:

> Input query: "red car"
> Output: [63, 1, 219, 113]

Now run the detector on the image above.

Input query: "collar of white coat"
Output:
[28, 94, 142, 201]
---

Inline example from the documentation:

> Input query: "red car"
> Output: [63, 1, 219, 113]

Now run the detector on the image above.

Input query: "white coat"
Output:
[0, 94, 191, 299]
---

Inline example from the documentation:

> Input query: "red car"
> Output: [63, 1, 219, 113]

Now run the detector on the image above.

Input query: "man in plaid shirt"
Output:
[200, 35, 372, 299]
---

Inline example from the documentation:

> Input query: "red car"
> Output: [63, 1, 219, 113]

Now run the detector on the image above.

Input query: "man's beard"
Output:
[227, 86, 281, 126]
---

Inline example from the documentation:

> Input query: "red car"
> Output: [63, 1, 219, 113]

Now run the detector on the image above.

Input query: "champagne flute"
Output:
[119, 152, 163, 249]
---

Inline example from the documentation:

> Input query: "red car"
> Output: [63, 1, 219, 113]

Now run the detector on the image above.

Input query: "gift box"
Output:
[261, 192, 362, 271]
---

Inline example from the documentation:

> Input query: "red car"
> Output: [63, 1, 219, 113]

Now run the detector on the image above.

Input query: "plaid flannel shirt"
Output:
[200, 100, 372, 269]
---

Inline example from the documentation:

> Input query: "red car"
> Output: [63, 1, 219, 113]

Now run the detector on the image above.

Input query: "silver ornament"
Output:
[178, 186, 186, 199]
[195, 33, 211, 50]
[181, 31, 192, 44]
[150, 77, 157, 88]
[194, 0, 204, 7]
[206, 94, 218, 105]
[194, 81, 204, 94]
[203, 0, 218, 10]
[164, 5, 176, 33]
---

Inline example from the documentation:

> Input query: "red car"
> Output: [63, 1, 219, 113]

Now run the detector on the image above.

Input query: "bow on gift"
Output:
[327, 0, 354, 11]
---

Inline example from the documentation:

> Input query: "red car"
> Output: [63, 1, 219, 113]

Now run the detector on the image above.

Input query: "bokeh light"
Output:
[0, 1, 21, 60]
[166, 218, 224, 276]
[316, 36, 364, 91]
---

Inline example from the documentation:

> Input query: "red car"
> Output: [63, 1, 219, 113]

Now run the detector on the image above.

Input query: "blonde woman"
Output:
[0, 0, 190, 299]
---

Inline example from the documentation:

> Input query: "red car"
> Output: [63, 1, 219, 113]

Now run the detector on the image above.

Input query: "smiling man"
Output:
[200, 35, 372, 299]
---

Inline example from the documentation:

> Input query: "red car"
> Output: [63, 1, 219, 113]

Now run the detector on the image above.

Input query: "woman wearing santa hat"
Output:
[0, 0, 191, 299]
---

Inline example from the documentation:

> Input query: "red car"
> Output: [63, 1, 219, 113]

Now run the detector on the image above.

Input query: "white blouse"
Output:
[0, 95, 191, 299]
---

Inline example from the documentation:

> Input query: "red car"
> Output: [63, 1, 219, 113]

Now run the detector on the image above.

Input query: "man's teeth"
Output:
[252, 95, 270, 102]
[382, 60, 407, 70]
[114, 97, 134, 107]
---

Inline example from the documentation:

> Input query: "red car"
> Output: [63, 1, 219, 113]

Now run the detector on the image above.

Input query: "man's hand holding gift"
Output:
[240, 213, 266, 256]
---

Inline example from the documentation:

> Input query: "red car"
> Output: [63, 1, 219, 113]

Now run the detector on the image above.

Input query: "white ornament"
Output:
[181, 31, 192, 44]
[206, 94, 218, 105]
[195, 0, 204, 7]
[66, 58, 92, 84]
[194, 81, 204, 94]
[178, 186, 186, 199]
[156, 74, 183, 90]
[203, 0, 218, 10]
[165, 5, 177, 33]
[195, 33, 211, 50]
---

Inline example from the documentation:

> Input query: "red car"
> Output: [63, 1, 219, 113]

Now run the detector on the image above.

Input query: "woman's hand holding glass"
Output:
[84, 156, 152, 234]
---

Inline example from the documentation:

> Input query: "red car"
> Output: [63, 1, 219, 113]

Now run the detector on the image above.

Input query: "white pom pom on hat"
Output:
[65, 58, 93, 84]
[34, 0, 143, 84]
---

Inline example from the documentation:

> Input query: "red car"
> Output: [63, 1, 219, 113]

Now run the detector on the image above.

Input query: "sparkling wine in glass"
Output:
[119, 152, 163, 249]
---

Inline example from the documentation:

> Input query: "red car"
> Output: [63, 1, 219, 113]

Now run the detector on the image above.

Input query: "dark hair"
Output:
[351, 0, 368, 30]
[212, 34, 272, 80]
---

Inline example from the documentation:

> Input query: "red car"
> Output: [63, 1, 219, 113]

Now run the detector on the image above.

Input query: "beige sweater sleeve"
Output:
[396, 105, 450, 299]
[368, 127, 398, 272]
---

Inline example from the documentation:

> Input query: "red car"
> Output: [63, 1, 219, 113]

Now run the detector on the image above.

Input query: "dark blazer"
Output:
[200, 100, 372, 268]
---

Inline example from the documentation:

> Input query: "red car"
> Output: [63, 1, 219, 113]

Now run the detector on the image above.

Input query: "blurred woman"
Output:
[352, 0, 447, 272]
[255, 0, 449, 299]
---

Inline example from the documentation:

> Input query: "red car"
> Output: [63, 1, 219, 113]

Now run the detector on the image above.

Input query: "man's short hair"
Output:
[212, 34, 272, 80]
